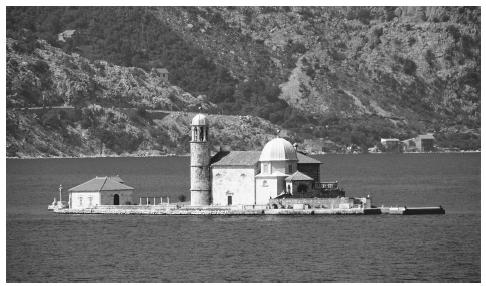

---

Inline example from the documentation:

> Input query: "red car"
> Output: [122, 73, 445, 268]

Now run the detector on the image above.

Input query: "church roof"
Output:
[109, 175, 125, 183]
[296, 152, 322, 164]
[69, 176, 134, 192]
[211, 151, 261, 166]
[285, 171, 314, 181]
[211, 150, 321, 166]
[191, 113, 208, 126]
[259, 138, 298, 161]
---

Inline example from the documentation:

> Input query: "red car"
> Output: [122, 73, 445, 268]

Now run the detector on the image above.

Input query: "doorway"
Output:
[227, 195, 232, 206]
[114, 194, 120, 205]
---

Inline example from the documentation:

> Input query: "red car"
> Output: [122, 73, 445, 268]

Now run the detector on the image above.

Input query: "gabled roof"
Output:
[69, 176, 134, 192]
[275, 192, 293, 199]
[417, 134, 435, 140]
[211, 151, 261, 167]
[285, 171, 314, 181]
[296, 152, 322, 164]
[110, 175, 125, 184]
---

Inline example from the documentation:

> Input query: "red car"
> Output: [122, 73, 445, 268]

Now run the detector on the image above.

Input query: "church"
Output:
[190, 113, 343, 207]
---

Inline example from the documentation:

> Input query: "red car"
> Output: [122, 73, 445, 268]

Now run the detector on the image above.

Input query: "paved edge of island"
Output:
[53, 206, 444, 215]
[54, 207, 375, 215]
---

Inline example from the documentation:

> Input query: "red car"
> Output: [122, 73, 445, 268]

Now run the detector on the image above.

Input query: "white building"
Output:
[68, 176, 135, 209]
[190, 113, 326, 207]
[211, 151, 261, 206]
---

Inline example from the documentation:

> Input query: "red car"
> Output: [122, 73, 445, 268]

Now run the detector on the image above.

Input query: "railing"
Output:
[315, 181, 339, 190]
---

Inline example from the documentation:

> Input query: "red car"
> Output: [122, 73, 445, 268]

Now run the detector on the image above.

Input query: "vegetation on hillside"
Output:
[6, 6, 481, 154]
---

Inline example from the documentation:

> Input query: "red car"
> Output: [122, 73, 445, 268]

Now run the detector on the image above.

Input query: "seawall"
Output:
[54, 205, 370, 215]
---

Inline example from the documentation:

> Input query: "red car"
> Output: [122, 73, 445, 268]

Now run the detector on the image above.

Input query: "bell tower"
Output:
[190, 114, 211, 206]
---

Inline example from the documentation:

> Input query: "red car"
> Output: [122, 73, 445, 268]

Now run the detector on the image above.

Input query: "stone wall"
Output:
[70, 191, 100, 209]
[255, 176, 286, 205]
[55, 205, 366, 215]
[100, 190, 134, 205]
[268, 197, 356, 209]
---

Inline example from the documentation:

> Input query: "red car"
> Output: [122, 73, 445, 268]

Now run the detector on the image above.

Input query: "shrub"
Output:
[357, 8, 371, 25]
[372, 26, 383, 37]
[42, 112, 63, 129]
[444, 46, 454, 63]
[30, 60, 50, 75]
[424, 49, 435, 66]
[95, 128, 143, 154]
[446, 25, 461, 41]
[12, 33, 40, 54]
[7, 145, 19, 157]
[408, 37, 416, 46]
[383, 7, 396, 21]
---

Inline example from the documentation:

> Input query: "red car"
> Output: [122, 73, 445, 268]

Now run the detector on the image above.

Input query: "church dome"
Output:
[191, 113, 208, 126]
[259, 138, 298, 161]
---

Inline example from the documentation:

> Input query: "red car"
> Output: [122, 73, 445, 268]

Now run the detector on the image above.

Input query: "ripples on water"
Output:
[6, 153, 481, 282]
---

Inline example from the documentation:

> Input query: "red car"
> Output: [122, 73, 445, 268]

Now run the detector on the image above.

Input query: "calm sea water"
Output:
[6, 153, 480, 282]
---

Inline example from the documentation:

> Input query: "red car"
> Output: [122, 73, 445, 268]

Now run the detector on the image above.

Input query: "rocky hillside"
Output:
[6, 37, 215, 111]
[156, 7, 480, 136]
[6, 38, 282, 157]
[6, 7, 481, 156]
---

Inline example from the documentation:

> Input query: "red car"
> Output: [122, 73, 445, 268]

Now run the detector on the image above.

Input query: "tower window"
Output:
[262, 163, 269, 174]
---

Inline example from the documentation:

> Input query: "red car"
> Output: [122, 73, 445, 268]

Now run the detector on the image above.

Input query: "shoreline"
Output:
[7, 153, 191, 160]
[7, 150, 480, 160]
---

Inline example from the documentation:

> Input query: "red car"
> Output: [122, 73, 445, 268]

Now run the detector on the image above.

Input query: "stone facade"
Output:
[70, 191, 100, 209]
[69, 190, 134, 209]
[190, 116, 211, 206]
[100, 190, 134, 205]
[269, 197, 355, 209]
[212, 166, 257, 206]
[260, 160, 297, 175]
[255, 174, 287, 205]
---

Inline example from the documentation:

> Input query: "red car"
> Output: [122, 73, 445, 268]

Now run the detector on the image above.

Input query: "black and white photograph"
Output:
[4, 4, 481, 282]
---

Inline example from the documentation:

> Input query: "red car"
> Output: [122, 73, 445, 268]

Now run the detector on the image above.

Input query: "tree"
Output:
[297, 184, 308, 197]
[178, 194, 186, 202]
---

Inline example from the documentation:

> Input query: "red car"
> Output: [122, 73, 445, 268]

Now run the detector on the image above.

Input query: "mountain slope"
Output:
[6, 6, 481, 154]
[6, 37, 283, 157]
